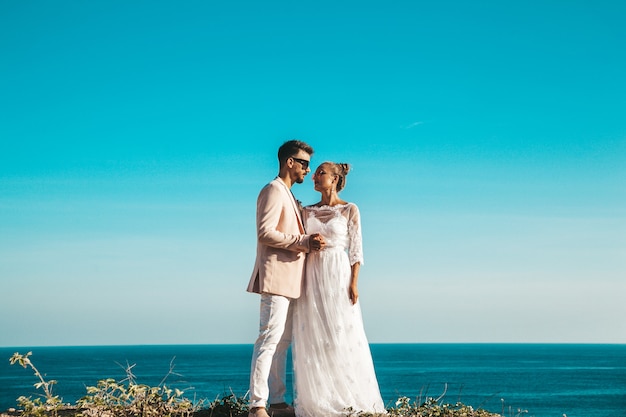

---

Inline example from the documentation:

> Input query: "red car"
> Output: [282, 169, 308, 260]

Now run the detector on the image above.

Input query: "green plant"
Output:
[9, 351, 63, 417]
[77, 360, 201, 417]
[205, 392, 249, 417]
[381, 395, 501, 417]
[77, 378, 197, 416]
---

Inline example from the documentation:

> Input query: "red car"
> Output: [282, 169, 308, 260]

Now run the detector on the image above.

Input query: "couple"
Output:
[246, 140, 386, 417]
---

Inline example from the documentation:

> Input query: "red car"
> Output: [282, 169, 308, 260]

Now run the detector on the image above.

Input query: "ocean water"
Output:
[0, 344, 624, 417]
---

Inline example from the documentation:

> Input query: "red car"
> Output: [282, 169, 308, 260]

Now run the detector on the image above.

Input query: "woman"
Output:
[292, 162, 386, 417]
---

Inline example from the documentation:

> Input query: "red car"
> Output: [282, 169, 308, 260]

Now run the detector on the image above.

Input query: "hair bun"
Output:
[333, 162, 351, 192]
[338, 163, 351, 176]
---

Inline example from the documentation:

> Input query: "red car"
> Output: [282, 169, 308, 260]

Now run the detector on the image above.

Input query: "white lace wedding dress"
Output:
[292, 203, 386, 417]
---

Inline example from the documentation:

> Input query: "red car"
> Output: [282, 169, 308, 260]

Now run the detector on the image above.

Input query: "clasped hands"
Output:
[310, 233, 326, 251]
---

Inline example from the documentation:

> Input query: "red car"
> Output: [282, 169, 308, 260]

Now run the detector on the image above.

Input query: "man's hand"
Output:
[310, 233, 326, 251]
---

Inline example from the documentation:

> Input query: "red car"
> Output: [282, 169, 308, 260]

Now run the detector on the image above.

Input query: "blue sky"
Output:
[1, 0, 624, 347]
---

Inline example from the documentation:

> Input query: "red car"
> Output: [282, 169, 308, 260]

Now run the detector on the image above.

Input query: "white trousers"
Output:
[249, 293, 293, 408]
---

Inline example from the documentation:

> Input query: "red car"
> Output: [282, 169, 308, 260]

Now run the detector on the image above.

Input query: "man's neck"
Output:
[278, 172, 293, 189]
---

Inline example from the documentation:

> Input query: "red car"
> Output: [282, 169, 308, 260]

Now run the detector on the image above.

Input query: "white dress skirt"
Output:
[292, 203, 386, 417]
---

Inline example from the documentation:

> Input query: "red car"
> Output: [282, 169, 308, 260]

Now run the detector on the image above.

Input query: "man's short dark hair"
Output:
[278, 140, 314, 165]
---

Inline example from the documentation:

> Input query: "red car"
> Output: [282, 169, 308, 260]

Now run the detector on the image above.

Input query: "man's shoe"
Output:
[249, 406, 270, 417]
[268, 403, 295, 417]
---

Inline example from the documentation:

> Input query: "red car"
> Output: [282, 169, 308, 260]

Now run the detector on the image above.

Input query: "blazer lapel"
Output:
[276, 177, 305, 233]
[290, 190, 305, 233]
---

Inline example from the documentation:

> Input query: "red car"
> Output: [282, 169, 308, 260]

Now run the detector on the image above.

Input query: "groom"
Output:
[246, 140, 325, 417]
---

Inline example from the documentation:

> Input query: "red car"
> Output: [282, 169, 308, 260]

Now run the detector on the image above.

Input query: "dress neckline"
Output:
[306, 202, 350, 210]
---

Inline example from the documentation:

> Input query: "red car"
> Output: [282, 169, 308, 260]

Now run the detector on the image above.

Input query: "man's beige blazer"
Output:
[246, 177, 310, 299]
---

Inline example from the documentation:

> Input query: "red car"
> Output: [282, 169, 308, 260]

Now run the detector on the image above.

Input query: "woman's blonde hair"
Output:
[325, 162, 351, 192]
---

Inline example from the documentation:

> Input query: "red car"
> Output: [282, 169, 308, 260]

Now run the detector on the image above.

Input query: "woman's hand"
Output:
[310, 233, 326, 251]
[349, 262, 360, 305]
[349, 283, 359, 305]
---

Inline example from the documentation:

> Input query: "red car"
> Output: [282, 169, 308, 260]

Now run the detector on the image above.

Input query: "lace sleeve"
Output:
[346, 203, 364, 266]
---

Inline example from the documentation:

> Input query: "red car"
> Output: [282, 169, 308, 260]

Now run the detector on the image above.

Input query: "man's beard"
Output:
[294, 177, 304, 184]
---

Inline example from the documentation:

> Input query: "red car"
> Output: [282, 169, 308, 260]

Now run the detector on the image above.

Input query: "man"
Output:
[247, 140, 326, 417]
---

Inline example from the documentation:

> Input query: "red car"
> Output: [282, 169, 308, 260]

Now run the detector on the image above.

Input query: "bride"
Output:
[292, 162, 386, 417]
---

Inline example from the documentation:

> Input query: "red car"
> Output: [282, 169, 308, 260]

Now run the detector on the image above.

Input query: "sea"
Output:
[1, 344, 624, 417]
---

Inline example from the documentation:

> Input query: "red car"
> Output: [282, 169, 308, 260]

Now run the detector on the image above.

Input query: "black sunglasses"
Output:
[291, 157, 310, 170]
